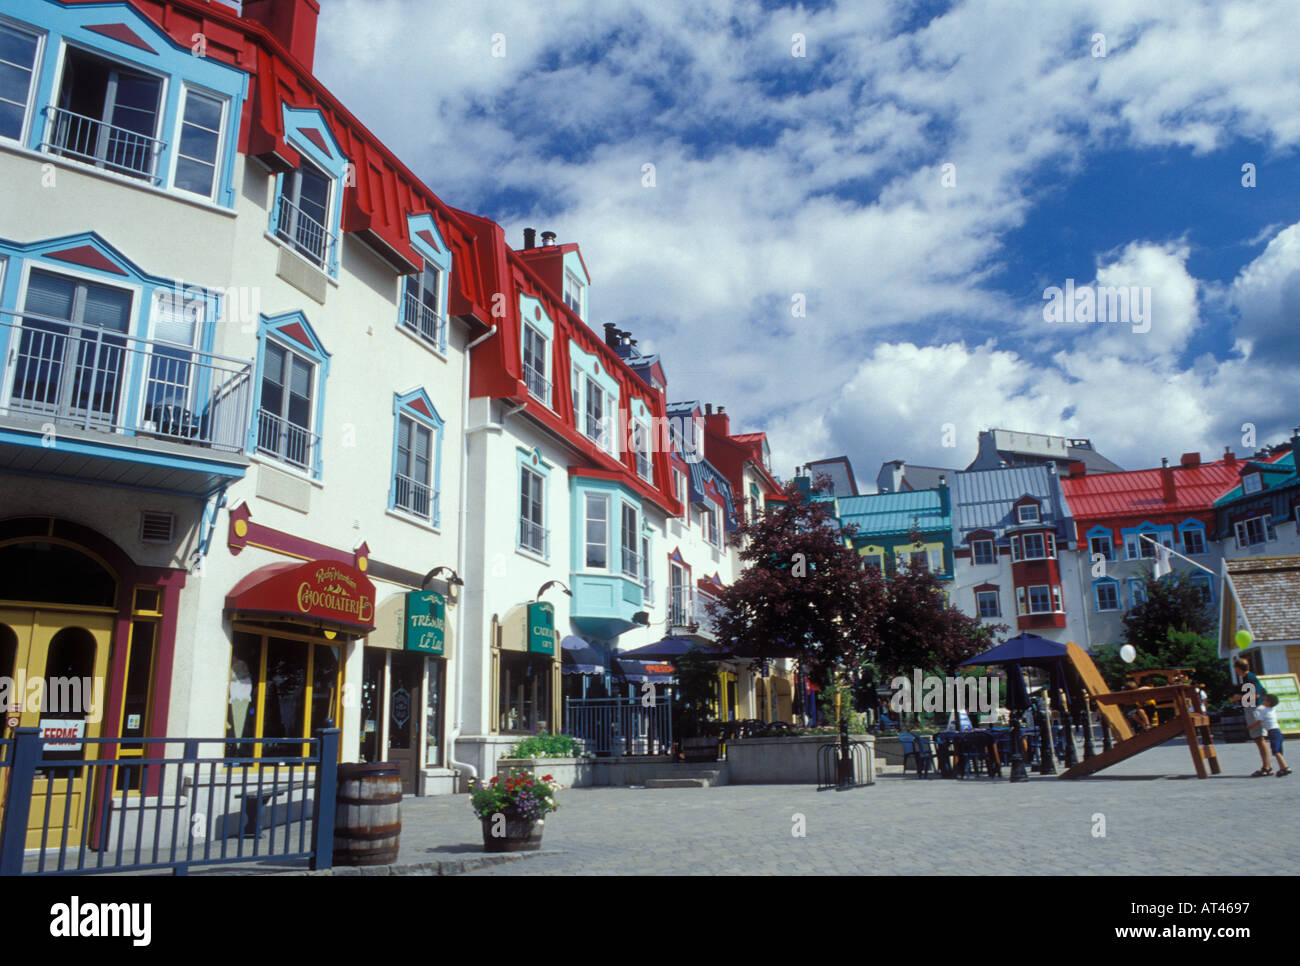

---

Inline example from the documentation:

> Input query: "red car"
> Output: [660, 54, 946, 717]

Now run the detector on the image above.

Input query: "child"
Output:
[1232, 657, 1272, 776]
[1260, 694, 1291, 777]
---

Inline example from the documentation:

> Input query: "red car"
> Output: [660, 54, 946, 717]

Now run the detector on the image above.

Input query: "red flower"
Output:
[542, 775, 554, 782]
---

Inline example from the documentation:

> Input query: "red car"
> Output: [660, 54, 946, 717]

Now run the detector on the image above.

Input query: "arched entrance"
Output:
[0, 539, 117, 847]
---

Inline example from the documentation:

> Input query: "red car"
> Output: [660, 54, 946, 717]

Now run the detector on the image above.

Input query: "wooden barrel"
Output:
[333, 762, 402, 866]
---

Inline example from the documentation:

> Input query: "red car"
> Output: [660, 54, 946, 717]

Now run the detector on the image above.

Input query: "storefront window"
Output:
[499, 652, 551, 734]
[225, 630, 342, 759]
[425, 659, 444, 766]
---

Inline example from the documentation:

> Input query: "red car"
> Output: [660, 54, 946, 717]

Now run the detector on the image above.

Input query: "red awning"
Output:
[226, 560, 377, 633]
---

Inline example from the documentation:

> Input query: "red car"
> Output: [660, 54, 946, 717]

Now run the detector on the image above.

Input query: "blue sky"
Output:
[315, 0, 1300, 485]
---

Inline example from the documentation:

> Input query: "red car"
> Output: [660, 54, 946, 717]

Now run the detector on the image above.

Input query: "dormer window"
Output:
[1242, 472, 1262, 495]
[402, 262, 446, 350]
[522, 323, 551, 406]
[1017, 503, 1040, 524]
[276, 159, 333, 269]
[563, 270, 585, 317]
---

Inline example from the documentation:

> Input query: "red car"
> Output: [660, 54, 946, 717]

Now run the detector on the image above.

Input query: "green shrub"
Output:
[505, 731, 582, 759]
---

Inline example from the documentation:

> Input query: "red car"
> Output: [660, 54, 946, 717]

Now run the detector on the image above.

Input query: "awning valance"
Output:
[226, 560, 377, 633]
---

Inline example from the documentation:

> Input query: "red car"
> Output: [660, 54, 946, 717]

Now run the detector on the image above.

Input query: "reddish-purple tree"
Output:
[709, 478, 887, 686]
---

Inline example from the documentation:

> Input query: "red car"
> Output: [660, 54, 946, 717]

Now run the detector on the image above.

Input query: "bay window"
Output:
[585, 492, 608, 569]
[621, 503, 639, 578]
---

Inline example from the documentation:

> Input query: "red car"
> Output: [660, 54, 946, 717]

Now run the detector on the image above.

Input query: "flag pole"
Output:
[1136, 533, 1216, 576]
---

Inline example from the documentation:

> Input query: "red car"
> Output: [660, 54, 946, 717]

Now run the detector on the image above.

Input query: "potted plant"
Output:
[467, 770, 559, 852]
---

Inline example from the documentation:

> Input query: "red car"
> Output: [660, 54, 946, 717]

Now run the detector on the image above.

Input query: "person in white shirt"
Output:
[1260, 694, 1291, 777]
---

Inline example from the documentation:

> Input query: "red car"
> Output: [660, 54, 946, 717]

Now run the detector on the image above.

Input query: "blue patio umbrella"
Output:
[561, 635, 604, 675]
[614, 659, 676, 685]
[617, 635, 727, 662]
[958, 633, 1068, 711]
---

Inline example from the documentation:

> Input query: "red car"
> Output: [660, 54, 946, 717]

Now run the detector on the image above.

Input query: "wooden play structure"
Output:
[1059, 643, 1220, 779]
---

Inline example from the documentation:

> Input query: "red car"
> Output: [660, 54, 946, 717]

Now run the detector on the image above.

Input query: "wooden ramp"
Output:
[1059, 642, 1220, 780]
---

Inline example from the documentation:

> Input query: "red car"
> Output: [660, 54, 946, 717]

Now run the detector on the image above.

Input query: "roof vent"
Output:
[523, 227, 536, 250]
[540, 231, 556, 247]
[140, 511, 175, 544]
[1180, 452, 1201, 468]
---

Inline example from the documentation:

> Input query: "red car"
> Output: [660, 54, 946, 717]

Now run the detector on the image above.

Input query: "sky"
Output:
[314, 0, 1300, 489]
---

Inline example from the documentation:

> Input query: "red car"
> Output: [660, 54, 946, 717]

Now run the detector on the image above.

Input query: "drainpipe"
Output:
[447, 324, 498, 790]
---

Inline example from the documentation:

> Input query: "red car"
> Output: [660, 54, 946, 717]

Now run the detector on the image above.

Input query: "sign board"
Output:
[40, 718, 86, 751]
[1259, 673, 1300, 735]
[404, 590, 447, 655]
[528, 601, 556, 655]
[226, 560, 376, 631]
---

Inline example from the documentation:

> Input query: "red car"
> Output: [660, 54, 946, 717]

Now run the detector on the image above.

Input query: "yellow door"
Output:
[0, 607, 114, 849]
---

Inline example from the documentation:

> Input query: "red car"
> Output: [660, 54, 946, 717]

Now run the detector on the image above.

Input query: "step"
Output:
[644, 778, 710, 788]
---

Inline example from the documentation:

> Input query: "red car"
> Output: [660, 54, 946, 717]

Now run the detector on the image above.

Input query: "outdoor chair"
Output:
[955, 731, 1000, 779]
[899, 731, 934, 777]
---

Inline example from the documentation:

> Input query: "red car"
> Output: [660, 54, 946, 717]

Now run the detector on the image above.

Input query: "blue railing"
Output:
[564, 696, 673, 757]
[0, 728, 338, 876]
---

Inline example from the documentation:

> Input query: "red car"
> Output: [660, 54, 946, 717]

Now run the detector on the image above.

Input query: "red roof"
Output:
[1061, 459, 1241, 533]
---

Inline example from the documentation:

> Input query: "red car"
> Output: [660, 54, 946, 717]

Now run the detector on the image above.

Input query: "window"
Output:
[0, 21, 39, 141]
[976, 590, 1001, 619]
[1027, 585, 1052, 614]
[669, 561, 690, 626]
[48, 47, 164, 182]
[1189, 573, 1213, 604]
[675, 470, 689, 518]
[393, 415, 434, 523]
[584, 378, 606, 446]
[226, 631, 341, 759]
[908, 550, 928, 572]
[498, 651, 552, 734]
[703, 504, 721, 548]
[862, 553, 883, 572]
[276, 159, 333, 269]
[1181, 527, 1206, 555]
[1052, 586, 1062, 612]
[1020, 533, 1047, 559]
[1017, 503, 1040, 524]
[563, 270, 585, 317]
[634, 419, 652, 481]
[1129, 580, 1147, 608]
[571, 363, 581, 420]
[519, 466, 546, 556]
[403, 262, 446, 351]
[144, 288, 204, 437]
[621, 503, 639, 578]
[173, 87, 224, 198]
[12, 269, 132, 425]
[1089, 533, 1114, 561]
[1242, 473, 1262, 495]
[1125, 533, 1165, 559]
[585, 493, 608, 569]
[971, 540, 995, 565]
[522, 324, 550, 404]
[1095, 580, 1119, 612]
[256, 340, 317, 471]
[641, 535, 652, 600]
[1234, 515, 1274, 549]
[1015, 587, 1026, 616]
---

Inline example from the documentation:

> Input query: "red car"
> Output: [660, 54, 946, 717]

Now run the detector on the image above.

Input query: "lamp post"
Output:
[535, 580, 572, 600]
[1008, 709, 1029, 782]
[423, 566, 464, 590]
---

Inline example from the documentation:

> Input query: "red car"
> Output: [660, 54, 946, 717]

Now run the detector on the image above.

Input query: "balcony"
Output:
[41, 106, 165, 185]
[0, 313, 251, 497]
[570, 569, 644, 638]
[254, 408, 320, 474]
[667, 586, 693, 631]
[523, 363, 551, 407]
[394, 472, 439, 526]
[274, 194, 339, 274]
[518, 518, 549, 559]
[400, 292, 447, 350]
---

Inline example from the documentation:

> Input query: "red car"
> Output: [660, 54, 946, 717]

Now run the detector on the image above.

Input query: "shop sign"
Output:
[226, 560, 376, 631]
[1260, 674, 1300, 735]
[528, 602, 556, 655]
[405, 590, 446, 654]
[40, 718, 85, 751]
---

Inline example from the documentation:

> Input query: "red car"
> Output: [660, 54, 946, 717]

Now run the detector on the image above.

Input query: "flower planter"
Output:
[726, 734, 875, 784]
[496, 756, 592, 788]
[481, 813, 545, 852]
[681, 736, 719, 762]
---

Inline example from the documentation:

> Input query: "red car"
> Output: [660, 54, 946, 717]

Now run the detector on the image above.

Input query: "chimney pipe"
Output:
[1161, 461, 1176, 503]
[523, 227, 536, 250]
[242, 0, 321, 72]
[1224, 446, 1236, 465]
[540, 231, 556, 247]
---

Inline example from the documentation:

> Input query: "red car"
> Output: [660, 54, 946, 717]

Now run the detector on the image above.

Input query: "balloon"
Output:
[1119, 644, 1136, 663]
[1235, 630, 1252, 649]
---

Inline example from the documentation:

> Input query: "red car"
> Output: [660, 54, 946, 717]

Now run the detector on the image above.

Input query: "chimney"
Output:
[705, 404, 713, 415]
[1067, 461, 1086, 478]
[1292, 425, 1300, 456]
[1160, 460, 1176, 503]
[1180, 452, 1201, 468]
[1224, 446, 1236, 466]
[602, 323, 620, 348]
[242, 0, 321, 72]
[937, 475, 950, 515]
[540, 231, 556, 247]
[704, 406, 730, 437]
[523, 227, 536, 250]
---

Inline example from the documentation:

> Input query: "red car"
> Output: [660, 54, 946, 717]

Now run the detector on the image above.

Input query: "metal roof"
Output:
[1214, 451, 1296, 506]
[837, 489, 949, 538]
[1061, 459, 1241, 520]
[952, 465, 1070, 538]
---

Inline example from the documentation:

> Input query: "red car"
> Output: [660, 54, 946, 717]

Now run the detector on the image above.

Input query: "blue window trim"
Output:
[388, 389, 444, 528]
[248, 311, 330, 479]
[1121, 521, 1174, 559]
[269, 106, 349, 278]
[1093, 577, 1120, 611]
[402, 213, 452, 353]
[570, 476, 642, 574]
[517, 446, 552, 560]
[1127, 578, 1147, 609]
[1085, 524, 1115, 559]
[1187, 572, 1214, 604]
[1177, 518, 1207, 554]
[4, 0, 247, 206]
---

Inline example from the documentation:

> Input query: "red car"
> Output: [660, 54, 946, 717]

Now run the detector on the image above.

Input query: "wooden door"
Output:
[386, 652, 422, 795]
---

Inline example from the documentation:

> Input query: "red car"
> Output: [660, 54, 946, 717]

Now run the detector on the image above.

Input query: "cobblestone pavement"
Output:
[383, 740, 1295, 876]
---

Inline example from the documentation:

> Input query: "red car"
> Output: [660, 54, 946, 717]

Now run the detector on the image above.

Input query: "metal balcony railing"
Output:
[667, 587, 693, 629]
[394, 473, 437, 523]
[1, 313, 251, 453]
[41, 106, 165, 183]
[275, 195, 338, 271]
[642, 572, 654, 604]
[401, 292, 446, 349]
[523, 363, 551, 406]
[255, 408, 319, 471]
[519, 518, 548, 558]
[621, 546, 640, 580]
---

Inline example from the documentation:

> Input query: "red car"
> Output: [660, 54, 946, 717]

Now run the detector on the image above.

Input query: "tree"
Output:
[709, 478, 887, 686]
[1121, 571, 1215, 654]
[1093, 630, 1233, 708]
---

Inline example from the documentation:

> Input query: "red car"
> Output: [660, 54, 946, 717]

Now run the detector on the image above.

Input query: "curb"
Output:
[274, 850, 556, 876]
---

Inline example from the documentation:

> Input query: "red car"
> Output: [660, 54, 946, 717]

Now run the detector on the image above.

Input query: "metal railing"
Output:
[523, 363, 551, 406]
[275, 194, 338, 271]
[394, 473, 437, 523]
[41, 106, 165, 183]
[667, 586, 693, 628]
[564, 696, 673, 757]
[0, 728, 339, 876]
[255, 407, 319, 471]
[519, 518, 548, 558]
[1, 313, 252, 452]
[621, 546, 640, 579]
[402, 292, 447, 349]
[642, 572, 654, 604]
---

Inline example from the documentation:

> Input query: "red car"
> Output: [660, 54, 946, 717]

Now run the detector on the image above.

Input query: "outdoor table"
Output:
[933, 731, 960, 778]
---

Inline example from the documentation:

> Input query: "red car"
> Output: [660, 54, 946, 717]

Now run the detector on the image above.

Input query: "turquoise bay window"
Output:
[269, 107, 349, 277]
[250, 312, 329, 479]
[389, 389, 444, 527]
[569, 477, 646, 638]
